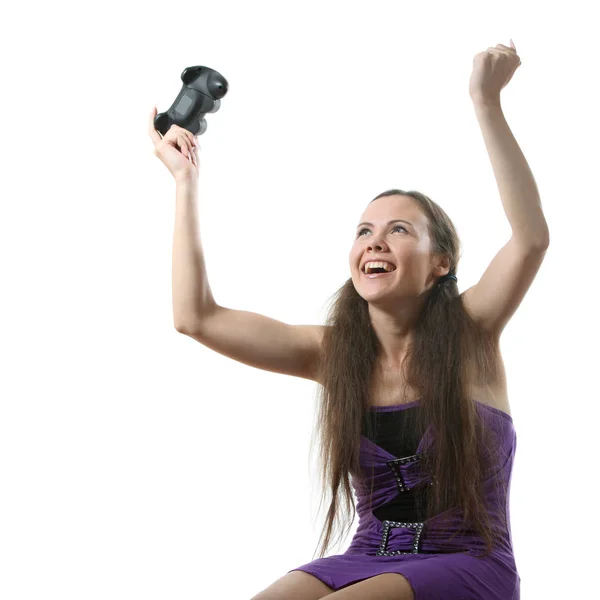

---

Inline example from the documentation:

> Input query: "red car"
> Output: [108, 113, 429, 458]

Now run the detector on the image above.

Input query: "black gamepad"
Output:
[154, 66, 229, 137]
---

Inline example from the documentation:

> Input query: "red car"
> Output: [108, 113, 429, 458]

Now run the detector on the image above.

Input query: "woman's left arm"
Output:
[469, 41, 550, 248]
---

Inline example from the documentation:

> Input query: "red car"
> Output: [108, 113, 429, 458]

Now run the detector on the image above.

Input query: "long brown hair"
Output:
[308, 189, 506, 561]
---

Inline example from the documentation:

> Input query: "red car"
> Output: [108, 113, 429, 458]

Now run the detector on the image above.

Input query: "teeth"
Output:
[363, 261, 396, 274]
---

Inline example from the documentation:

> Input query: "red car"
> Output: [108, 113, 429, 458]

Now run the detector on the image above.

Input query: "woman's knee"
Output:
[250, 569, 334, 600]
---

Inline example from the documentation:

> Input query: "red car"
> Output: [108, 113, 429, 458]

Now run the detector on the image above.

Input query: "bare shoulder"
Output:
[307, 323, 511, 418]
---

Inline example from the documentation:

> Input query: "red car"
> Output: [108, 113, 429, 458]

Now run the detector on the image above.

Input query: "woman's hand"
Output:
[469, 39, 522, 105]
[148, 106, 199, 182]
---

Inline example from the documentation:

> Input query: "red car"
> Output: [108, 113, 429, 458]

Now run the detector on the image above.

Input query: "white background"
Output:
[1, 1, 598, 598]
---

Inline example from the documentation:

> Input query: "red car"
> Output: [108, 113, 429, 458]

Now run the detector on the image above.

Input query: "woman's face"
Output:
[349, 194, 436, 302]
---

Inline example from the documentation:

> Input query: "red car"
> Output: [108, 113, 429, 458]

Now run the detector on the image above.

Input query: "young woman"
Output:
[149, 40, 545, 600]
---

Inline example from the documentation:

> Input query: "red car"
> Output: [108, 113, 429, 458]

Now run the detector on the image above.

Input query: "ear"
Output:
[434, 254, 452, 276]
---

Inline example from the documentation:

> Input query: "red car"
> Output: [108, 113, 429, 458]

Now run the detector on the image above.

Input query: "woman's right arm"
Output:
[172, 177, 217, 329]
[172, 178, 323, 382]
[149, 110, 323, 382]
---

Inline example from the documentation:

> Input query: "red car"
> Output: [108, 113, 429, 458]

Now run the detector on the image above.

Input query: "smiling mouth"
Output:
[362, 269, 395, 278]
[361, 264, 397, 275]
[361, 263, 397, 273]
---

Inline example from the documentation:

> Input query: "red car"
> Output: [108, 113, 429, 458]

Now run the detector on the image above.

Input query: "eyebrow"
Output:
[356, 219, 413, 229]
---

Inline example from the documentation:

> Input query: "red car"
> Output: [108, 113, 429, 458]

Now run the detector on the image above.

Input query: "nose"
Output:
[367, 235, 388, 252]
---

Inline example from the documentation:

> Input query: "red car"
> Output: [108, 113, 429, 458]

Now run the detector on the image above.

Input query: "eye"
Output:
[356, 225, 407, 238]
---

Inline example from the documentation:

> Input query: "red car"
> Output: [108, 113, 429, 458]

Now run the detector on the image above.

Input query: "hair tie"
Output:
[441, 273, 457, 283]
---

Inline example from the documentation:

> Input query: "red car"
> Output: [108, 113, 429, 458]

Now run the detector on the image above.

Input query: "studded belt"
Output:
[376, 452, 435, 555]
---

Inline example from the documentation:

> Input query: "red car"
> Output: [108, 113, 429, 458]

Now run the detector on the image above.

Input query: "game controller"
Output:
[154, 66, 229, 137]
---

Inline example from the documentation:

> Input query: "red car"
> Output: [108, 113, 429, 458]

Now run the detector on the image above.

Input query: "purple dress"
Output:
[288, 399, 520, 600]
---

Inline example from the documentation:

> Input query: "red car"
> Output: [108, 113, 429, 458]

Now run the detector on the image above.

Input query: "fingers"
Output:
[148, 106, 198, 149]
[178, 134, 192, 159]
[179, 134, 200, 167]
[175, 125, 196, 149]
[148, 106, 162, 144]
[181, 137, 198, 167]
[488, 44, 519, 58]
[175, 129, 197, 168]
[496, 43, 517, 53]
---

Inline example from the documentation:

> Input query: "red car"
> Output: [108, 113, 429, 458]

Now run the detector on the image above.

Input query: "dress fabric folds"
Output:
[288, 399, 520, 600]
